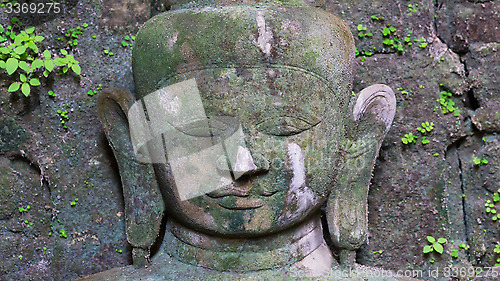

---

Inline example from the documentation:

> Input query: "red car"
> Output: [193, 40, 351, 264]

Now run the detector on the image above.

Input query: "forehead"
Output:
[157, 66, 339, 120]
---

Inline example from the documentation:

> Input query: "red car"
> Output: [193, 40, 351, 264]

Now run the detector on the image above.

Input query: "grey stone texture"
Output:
[0, 0, 498, 280]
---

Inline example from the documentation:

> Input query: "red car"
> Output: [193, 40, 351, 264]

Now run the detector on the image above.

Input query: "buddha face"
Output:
[130, 66, 346, 237]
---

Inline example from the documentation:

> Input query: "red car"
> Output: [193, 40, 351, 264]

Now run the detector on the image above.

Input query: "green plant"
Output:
[0, 0, 18, 7]
[116, 249, 123, 253]
[48, 90, 55, 97]
[373, 250, 384, 254]
[121, 35, 135, 49]
[57, 109, 69, 129]
[484, 191, 500, 221]
[356, 24, 372, 38]
[408, 3, 418, 14]
[450, 249, 458, 258]
[18, 204, 30, 213]
[472, 156, 488, 166]
[87, 84, 102, 96]
[437, 90, 460, 116]
[1, 24, 81, 97]
[423, 236, 447, 254]
[371, 15, 384, 21]
[402, 133, 417, 144]
[37, 246, 47, 252]
[58, 23, 88, 47]
[458, 243, 470, 250]
[59, 229, 67, 238]
[494, 244, 500, 254]
[421, 136, 430, 145]
[70, 198, 78, 206]
[417, 122, 434, 133]
[54, 49, 81, 75]
[382, 26, 396, 36]
[397, 87, 409, 97]
[84, 181, 94, 187]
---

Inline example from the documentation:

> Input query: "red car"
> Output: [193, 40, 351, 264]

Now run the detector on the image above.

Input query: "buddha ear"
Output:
[97, 88, 165, 267]
[326, 84, 396, 268]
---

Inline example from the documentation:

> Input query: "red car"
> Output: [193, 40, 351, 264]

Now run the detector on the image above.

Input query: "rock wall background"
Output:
[0, 0, 498, 280]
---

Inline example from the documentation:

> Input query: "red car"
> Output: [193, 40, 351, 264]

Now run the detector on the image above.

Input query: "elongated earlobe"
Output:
[97, 88, 165, 267]
[326, 84, 396, 268]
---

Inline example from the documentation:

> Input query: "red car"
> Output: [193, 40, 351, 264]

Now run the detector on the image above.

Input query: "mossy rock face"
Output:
[0, 117, 28, 153]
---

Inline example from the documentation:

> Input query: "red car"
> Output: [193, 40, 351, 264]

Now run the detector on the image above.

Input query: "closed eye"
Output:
[174, 116, 239, 139]
[256, 116, 320, 136]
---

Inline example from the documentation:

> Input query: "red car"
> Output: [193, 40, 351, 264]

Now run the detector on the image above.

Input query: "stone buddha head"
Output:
[95, 0, 396, 277]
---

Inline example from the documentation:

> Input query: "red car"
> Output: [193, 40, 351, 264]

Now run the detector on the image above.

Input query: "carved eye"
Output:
[175, 116, 239, 139]
[256, 116, 320, 136]
[175, 119, 212, 137]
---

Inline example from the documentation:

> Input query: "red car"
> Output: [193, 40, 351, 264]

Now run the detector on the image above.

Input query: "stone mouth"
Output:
[206, 190, 278, 210]
[216, 196, 265, 210]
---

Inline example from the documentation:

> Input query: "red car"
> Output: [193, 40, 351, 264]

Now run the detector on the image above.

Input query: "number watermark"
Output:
[4, 2, 61, 14]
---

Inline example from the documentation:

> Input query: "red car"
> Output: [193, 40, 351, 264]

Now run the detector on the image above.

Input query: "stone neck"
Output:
[161, 214, 325, 272]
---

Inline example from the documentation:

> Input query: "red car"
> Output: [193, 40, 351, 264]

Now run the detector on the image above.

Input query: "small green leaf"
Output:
[25, 27, 35, 34]
[44, 60, 54, 72]
[29, 78, 40, 86]
[32, 59, 43, 69]
[382, 27, 390, 36]
[15, 45, 27, 55]
[0, 60, 5, 69]
[27, 41, 38, 53]
[53, 58, 66, 66]
[8, 82, 20, 92]
[433, 243, 443, 254]
[20, 73, 27, 82]
[43, 70, 49, 77]
[18, 60, 29, 72]
[437, 238, 447, 244]
[71, 64, 81, 75]
[6, 57, 19, 75]
[21, 83, 30, 97]
[427, 236, 435, 243]
[60, 49, 68, 55]
[423, 245, 432, 253]
[43, 49, 51, 59]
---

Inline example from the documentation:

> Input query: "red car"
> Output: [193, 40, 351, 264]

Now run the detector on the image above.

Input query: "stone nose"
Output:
[216, 146, 269, 179]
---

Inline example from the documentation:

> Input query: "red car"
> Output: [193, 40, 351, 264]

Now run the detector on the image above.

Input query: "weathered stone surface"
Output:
[436, 0, 499, 54]
[0, 0, 497, 279]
